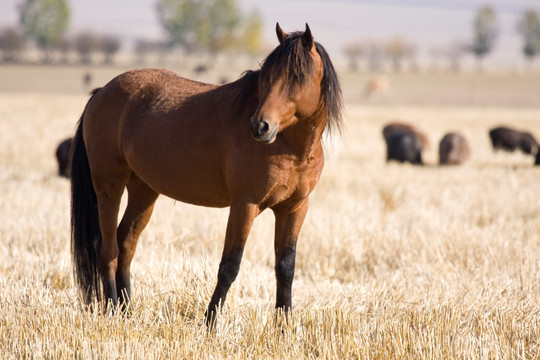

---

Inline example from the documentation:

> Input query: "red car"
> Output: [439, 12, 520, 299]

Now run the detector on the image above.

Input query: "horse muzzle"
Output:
[250, 117, 278, 144]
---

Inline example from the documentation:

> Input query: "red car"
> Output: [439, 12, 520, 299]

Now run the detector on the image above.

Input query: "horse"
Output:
[70, 23, 343, 325]
[489, 126, 538, 155]
[438, 132, 470, 165]
[55, 137, 73, 178]
[385, 131, 423, 165]
[364, 76, 390, 101]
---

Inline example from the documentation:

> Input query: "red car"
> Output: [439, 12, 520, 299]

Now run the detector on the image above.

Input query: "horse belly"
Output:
[124, 137, 231, 208]
[139, 162, 230, 207]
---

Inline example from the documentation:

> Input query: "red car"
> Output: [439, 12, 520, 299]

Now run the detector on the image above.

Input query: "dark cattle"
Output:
[439, 132, 470, 165]
[55, 137, 73, 178]
[489, 126, 538, 155]
[385, 131, 423, 164]
[383, 122, 430, 150]
[535, 151, 540, 166]
[193, 64, 209, 75]
[82, 72, 92, 89]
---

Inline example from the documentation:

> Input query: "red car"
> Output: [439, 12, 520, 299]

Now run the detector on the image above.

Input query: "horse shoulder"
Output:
[289, 148, 325, 202]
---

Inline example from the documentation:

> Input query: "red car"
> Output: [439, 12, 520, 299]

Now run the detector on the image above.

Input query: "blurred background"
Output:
[0, 0, 539, 106]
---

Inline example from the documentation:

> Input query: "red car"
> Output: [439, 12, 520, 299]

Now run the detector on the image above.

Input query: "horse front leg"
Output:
[206, 201, 259, 326]
[273, 198, 309, 313]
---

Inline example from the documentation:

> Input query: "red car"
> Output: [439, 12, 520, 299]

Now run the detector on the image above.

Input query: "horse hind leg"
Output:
[116, 174, 159, 311]
[92, 168, 131, 311]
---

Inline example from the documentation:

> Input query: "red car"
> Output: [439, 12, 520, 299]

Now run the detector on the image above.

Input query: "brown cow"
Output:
[438, 132, 470, 165]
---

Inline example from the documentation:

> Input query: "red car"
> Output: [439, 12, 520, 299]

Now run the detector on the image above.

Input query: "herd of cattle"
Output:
[54, 124, 539, 179]
[383, 123, 540, 167]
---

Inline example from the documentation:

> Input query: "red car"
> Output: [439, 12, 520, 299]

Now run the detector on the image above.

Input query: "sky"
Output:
[1, 0, 539, 66]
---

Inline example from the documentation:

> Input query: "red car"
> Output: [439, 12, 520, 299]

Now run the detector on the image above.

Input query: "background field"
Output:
[1, 64, 539, 359]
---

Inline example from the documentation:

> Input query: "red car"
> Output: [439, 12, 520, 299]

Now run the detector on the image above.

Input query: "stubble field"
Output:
[0, 64, 539, 359]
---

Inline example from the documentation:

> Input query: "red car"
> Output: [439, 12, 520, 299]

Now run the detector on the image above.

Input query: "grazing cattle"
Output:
[193, 64, 209, 76]
[489, 126, 538, 155]
[383, 122, 430, 150]
[82, 72, 92, 89]
[385, 131, 423, 164]
[438, 132, 470, 165]
[55, 137, 73, 178]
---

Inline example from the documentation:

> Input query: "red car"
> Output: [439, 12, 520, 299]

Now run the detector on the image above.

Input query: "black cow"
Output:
[55, 137, 73, 178]
[489, 126, 538, 155]
[385, 131, 423, 165]
[382, 122, 430, 150]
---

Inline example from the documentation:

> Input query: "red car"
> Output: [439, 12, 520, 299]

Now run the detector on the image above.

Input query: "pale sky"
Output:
[1, 0, 539, 65]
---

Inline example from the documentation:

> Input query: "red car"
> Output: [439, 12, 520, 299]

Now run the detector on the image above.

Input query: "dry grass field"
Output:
[1, 64, 539, 359]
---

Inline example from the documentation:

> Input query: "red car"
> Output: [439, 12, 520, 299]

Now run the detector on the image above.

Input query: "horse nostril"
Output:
[258, 121, 270, 136]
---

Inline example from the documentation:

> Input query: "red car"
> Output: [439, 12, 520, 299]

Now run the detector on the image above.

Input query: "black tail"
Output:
[71, 89, 102, 304]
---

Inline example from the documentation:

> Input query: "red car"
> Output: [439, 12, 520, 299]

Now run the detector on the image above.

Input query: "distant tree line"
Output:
[0, 0, 263, 65]
[344, 5, 540, 73]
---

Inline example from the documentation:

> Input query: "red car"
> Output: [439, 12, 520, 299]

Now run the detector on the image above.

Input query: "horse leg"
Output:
[206, 201, 259, 325]
[93, 172, 130, 310]
[273, 199, 309, 314]
[116, 174, 159, 311]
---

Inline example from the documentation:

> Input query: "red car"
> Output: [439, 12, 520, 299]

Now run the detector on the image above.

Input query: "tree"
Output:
[444, 41, 467, 73]
[0, 27, 26, 63]
[366, 42, 384, 72]
[19, 0, 70, 63]
[469, 5, 499, 71]
[156, 0, 201, 51]
[156, 0, 243, 53]
[52, 36, 71, 64]
[202, 0, 241, 52]
[242, 9, 263, 56]
[74, 32, 97, 64]
[97, 35, 121, 65]
[344, 41, 364, 72]
[517, 9, 540, 67]
[385, 37, 413, 73]
[134, 39, 164, 64]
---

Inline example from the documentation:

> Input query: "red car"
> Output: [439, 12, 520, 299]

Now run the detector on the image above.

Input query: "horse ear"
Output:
[276, 23, 287, 43]
[301, 23, 314, 50]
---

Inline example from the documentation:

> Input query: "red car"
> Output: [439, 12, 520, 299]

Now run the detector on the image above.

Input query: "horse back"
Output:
[83, 69, 233, 206]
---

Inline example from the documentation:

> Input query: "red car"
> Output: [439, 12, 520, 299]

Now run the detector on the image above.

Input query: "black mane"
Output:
[235, 32, 344, 136]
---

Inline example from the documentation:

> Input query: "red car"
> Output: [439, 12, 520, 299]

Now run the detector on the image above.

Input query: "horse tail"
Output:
[70, 88, 102, 304]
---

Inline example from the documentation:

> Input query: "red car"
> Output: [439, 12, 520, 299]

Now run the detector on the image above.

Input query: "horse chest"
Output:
[260, 157, 322, 209]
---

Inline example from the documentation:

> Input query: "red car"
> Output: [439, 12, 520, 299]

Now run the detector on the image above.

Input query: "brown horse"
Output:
[70, 23, 343, 324]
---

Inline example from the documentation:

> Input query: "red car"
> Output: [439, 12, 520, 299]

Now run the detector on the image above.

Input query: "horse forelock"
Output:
[260, 32, 316, 96]
[237, 32, 344, 137]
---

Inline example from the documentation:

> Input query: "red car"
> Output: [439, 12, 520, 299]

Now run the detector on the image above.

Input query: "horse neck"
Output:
[282, 108, 327, 160]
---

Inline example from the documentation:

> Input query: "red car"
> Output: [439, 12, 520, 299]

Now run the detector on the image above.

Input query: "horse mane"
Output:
[235, 32, 343, 137]
[233, 70, 260, 111]
[315, 42, 344, 136]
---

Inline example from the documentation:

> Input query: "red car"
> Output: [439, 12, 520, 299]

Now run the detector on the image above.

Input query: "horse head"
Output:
[250, 23, 325, 144]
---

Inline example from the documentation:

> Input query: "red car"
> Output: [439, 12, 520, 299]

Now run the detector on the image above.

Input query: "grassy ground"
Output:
[0, 64, 539, 359]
